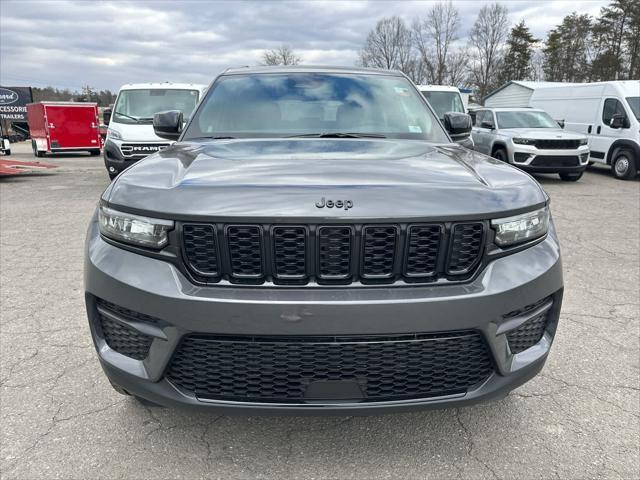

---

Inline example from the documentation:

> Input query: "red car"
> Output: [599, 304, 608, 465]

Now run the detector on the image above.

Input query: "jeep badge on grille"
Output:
[315, 197, 353, 210]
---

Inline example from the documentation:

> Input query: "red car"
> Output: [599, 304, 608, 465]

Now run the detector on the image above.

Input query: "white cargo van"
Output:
[417, 85, 473, 148]
[103, 82, 207, 179]
[529, 81, 639, 180]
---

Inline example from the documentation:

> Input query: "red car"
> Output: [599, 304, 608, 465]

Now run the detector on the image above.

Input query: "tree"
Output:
[468, 3, 510, 101]
[543, 13, 592, 82]
[261, 45, 302, 66]
[413, 1, 461, 85]
[358, 16, 417, 80]
[498, 20, 538, 83]
[624, 0, 640, 79]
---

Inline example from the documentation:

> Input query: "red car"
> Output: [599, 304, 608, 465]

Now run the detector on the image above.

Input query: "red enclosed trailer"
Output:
[27, 102, 101, 157]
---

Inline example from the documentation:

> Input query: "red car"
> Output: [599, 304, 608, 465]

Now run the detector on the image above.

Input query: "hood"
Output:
[106, 138, 547, 221]
[107, 122, 170, 142]
[501, 128, 585, 140]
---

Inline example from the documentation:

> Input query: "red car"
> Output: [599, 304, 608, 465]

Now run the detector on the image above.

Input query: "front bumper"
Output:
[508, 143, 589, 173]
[103, 139, 136, 174]
[84, 218, 563, 414]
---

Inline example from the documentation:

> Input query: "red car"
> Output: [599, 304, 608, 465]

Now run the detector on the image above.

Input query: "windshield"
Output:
[113, 89, 199, 124]
[420, 91, 465, 119]
[184, 73, 449, 142]
[496, 110, 558, 129]
[626, 97, 640, 121]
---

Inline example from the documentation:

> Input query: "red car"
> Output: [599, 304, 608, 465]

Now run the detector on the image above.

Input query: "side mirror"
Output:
[609, 114, 627, 129]
[103, 109, 111, 125]
[557, 119, 565, 129]
[480, 120, 495, 130]
[444, 112, 472, 141]
[153, 110, 183, 140]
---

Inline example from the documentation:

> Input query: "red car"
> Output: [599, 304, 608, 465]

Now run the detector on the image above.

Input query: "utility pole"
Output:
[82, 85, 94, 102]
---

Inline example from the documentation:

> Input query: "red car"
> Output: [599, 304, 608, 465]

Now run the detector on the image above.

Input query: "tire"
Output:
[559, 172, 583, 182]
[493, 148, 508, 162]
[89, 149, 101, 156]
[3, 149, 10, 156]
[611, 149, 637, 180]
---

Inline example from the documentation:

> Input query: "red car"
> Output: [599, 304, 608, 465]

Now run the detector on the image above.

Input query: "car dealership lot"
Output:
[1, 142, 638, 479]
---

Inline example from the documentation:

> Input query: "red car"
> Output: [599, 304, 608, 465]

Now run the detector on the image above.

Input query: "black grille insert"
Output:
[97, 301, 157, 360]
[447, 223, 484, 274]
[318, 226, 353, 280]
[273, 226, 307, 280]
[166, 331, 494, 403]
[361, 225, 398, 278]
[183, 224, 218, 276]
[226, 225, 263, 278]
[505, 297, 552, 354]
[405, 225, 442, 278]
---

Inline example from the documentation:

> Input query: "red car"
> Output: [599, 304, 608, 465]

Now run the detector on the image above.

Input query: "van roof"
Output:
[119, 82, 207, 91]
[416, 85, 461, 93]
[483, 107, 545, 112]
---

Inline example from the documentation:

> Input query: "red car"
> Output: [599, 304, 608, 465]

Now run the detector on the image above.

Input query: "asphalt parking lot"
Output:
[1, 141, 638, 479]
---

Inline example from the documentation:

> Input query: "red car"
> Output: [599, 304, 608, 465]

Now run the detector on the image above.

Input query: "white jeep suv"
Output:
[471, 107, 589, 181]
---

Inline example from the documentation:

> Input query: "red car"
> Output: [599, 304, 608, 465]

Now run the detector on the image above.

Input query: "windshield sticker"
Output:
[408, 125, 422, 133]
[394, 86, 410, 96]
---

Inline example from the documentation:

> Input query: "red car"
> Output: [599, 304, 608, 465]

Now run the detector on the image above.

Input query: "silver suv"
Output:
[471, 107, 589, 181]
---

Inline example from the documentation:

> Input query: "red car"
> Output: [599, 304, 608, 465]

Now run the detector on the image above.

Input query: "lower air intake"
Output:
[166, 331, 494, 403]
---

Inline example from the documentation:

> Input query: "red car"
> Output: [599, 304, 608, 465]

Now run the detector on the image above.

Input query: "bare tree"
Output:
[444, 50, 469, 86]
[413, 1, 461, 84]
[358, 16, 417, 80]
[261, 45, 302, 66]
[468, 3, 509, 101]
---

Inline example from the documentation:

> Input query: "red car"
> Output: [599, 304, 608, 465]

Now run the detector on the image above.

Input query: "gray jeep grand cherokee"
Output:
[85, 66, 563, 414]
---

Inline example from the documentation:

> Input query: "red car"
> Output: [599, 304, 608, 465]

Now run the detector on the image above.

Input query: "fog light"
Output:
[109, 166, 116, 172]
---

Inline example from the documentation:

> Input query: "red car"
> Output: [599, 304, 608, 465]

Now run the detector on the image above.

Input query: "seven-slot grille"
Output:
[166, 331, 494, 403]
[533, 139, 581, 150]
[181, 222, 485, 285]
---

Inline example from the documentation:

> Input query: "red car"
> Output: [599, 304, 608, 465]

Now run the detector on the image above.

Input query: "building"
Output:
[483, 81, 573, 107]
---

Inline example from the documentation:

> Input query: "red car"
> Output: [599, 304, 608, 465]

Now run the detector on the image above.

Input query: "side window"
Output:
[474, 110, 486, 126]
[602, 98, 627, 125]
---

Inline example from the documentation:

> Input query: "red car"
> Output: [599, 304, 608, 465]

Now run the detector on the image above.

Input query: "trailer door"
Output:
[45, 105, 100, 149]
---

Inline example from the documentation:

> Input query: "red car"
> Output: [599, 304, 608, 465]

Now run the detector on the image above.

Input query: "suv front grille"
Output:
[533, 139, 581, 150]
[181, 222, 485, 285]
[166, 331, 494, 403]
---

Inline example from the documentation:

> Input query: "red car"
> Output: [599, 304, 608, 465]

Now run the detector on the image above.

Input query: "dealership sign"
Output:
[0, 86, 33, 122]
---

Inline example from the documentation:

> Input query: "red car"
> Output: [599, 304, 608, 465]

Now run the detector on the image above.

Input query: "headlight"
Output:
[512, 138, 536, 145]
[98, 206, 173, 248]
[579, 138, 588, 146]
[492, 206, 549, 247]
[107, 128, 122, 140]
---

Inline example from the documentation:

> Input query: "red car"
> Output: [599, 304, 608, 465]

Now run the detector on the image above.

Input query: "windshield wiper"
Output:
[288, 132, 387, 139]
[114, 111, 142, 122]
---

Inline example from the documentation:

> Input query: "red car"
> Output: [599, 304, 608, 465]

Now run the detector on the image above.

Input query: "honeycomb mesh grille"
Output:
[362, 226, 397, 278]
[181, 222, 486, 285]
[166, 331, 494, 403]
[273, 227, 306, 279]
[227, 226, 263, 277]
[98, 315, 152, 360]
[318, 226, 353, 279]
[447, 223, 484, 274]
[405, 225, 442, 277]
[506, 298, 552, 354]
[183, 224, 218, 275]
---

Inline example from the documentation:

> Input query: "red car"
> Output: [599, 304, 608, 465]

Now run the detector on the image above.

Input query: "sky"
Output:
[0, 0, 610, 92]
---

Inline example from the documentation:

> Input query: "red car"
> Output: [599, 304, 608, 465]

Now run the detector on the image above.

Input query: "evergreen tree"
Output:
[543, 13, 592, 82]
[498, 20, 538, 83]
